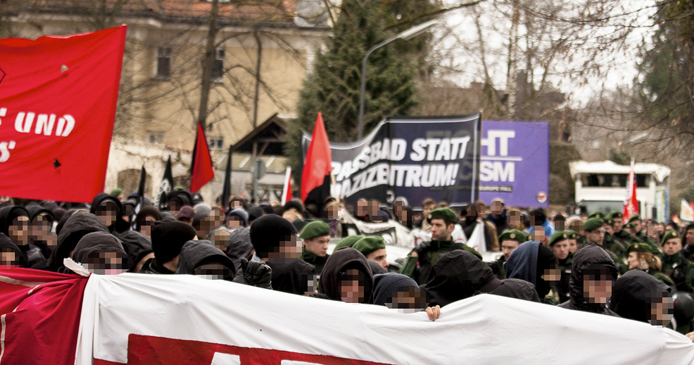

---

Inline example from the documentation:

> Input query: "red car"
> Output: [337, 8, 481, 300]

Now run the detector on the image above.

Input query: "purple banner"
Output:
[479, 121, 549, 208]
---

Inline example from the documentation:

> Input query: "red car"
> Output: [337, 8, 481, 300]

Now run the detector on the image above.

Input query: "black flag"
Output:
[221, 145, 233, 212]
[132, 165, 146, 229]
[156, 156, 174, 210]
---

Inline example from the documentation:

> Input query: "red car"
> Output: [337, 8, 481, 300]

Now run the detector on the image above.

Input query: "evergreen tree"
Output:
[287, 0, 420, 181]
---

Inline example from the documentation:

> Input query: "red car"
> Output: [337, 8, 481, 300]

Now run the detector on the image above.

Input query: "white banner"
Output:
[75, 273, 694, 364]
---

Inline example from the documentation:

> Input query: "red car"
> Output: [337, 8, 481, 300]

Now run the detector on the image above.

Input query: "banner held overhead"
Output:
[0, 26, 127, 202]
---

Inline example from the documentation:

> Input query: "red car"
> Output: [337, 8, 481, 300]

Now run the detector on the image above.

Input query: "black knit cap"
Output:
[250, 214, 297, 258]
[151, 221, 197, 264]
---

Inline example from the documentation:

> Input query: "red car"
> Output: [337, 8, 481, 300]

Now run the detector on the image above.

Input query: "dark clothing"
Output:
[89, 193, 124, 233]
[38, 212, 109, 272]
[504, 241, 558, 301]
[558, 243, 619, 316]
[487, 211, 509, 233]
[118, 230, 153, 271]
[373, 273, 422, 308]
[140, 257, 175, 274]
[488, 278, 541, 302]
[267, 259, 315, 296]
[557, 254, 572, 304]
[662, 252, 694, 293]
[459, 220, 495, 252]
[610, 270, 670, 323]
[488, 255, 506, 280]
[151, 221, 197, 265]
[314, 248, 374, 303]
[71, 231, 126, 264]
[225, 227, 253, 271]
[421, 250, 495, 307]
[300, 250, 329, 276]
[400, 240, 482, 285]
[176, 240, 235, 278]
[0, 233, 26, 267]
[0, 205, 29, 237]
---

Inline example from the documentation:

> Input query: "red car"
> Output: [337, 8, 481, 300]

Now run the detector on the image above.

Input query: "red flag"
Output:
[623, 159, 639, 220]
[282, 166, 292, 205]
[301, 113, 332, 208]
[0, 26, 127, 202]
[0, 269, 88, 365]
[190, 123, 215, 193]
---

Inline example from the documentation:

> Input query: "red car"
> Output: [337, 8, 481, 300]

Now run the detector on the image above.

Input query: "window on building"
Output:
[211, 49, 224, 82]
[207, 136, 224, 150]
[155, 47, 172, 79]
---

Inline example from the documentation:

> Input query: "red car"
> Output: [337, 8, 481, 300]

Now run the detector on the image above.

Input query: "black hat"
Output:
[151, 221, 197, 264]
[250, 215, 297, 258]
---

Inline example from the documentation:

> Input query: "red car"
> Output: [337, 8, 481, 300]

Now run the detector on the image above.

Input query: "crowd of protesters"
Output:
[1, 189, 694, 340]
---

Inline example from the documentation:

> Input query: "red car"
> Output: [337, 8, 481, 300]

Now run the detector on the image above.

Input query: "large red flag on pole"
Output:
[0, 26, 126, 202]
[301, 112, 332, 214]
[623, 158, 639, 220]
[190, 122, 215, 193]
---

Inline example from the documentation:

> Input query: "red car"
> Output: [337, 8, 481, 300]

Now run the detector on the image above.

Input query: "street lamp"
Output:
[357, 19, 439, 140]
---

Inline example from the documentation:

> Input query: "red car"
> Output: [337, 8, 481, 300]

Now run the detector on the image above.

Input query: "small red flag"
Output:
[282, 166, 292, 205]
[623, 159, 639, 220]
[190, 123, 215, 193]
[301, 112, 333, 203]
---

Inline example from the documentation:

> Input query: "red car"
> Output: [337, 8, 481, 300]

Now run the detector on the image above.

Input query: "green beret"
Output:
[110, 188, 122, 196]
[549, 231, 569, 246]
[686, 223, 694, 232]
[334, 235, 362, 250]
[566, 230, 578, 240]
[606, 218, 614, 226]
[588, 212, 605, 219]
[624, 222, 636, 230]
[352, 236, 386, 257]
[427, 208, 458, 224]
[661, 230, 681, 245]
[628, 214, 641, 223]
[499, 229, 526, 244]
[627, 242, 653, 254]
[606, 211, 623, 220]
[298, 221, 330, 240]
[584, 218, 604, 232]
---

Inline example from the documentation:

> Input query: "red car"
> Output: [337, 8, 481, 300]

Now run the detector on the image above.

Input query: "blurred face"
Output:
[430, 219, 453, 241]
[267, 234, 301, 260]
[552, 240, 570, 260]
[168, 200, 180, 216]
[9, 216, 29, 245]
[339, 269, 366, 303]
[230, 200, 244, 210]
[541, 266, 561, 283]
[501, 240, 520, 261]
[555, 220, 565, 231]
[96, 202, 118, 227]
[651, 296, 673, 327]
[568, 239, 578, 254]
[139, 216, 156, 238]
[84, 251, 124, 275]
[586, 227, 605, 246]
[475, 203, 486, 216]
[226, 216, 242, 229]
[30, 215, 52, 242]
[422, 203, 435, 218]
[326, 204, 339, 219]
[366, 248, 388, 270]
[304, 235, 330, 257]
[508, 212, 521, 229]
[663, 238, 682, 256]
[387, 287, 426, 312]
[393, 201, 404, 217]
[583, 270, 613, 304]
[613, 218, 623, 233]
[194, 263, 232, 280]
[627, 252, 642, 270]
[0, 249, 20, 268]
[533, 226, 546, 242]
[356, 200, 368, 217]
[491, 201, 503, 215]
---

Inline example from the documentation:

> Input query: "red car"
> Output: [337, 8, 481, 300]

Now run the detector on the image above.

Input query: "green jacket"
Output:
[301, 251, 329, 276]
[663, 252, 694, 292]
[400, 240, 482, 285]
[643, 268, 675, 286]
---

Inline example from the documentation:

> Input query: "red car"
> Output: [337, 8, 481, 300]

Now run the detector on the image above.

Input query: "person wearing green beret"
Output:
[606, 211, 639, 263]
[661, 230, 694, 292]
[299, 221, 331, 275]
[400, 208, 482, 285]
[110, 188, 124, 202]
[353, 236, 388, 270]
[488, 229, 526, 280]
[566, 230, 579, 255]
[626, 242, 674, 286]
[549, 231, 572, 303]
[334, 235, 363, 251]
[683, 223, 694, 261]
[628, 214, 649, 242]
[588, 211, 606, 220]
[584, 218, 625, 272]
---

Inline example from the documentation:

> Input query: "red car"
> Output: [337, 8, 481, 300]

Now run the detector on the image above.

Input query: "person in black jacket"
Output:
[559, 243, 619, 316]
[313, 247, 374, 304]
[609, 270, 671, 326]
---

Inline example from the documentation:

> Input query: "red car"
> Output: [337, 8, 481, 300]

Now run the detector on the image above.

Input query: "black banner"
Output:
[302, 113, 481, 208]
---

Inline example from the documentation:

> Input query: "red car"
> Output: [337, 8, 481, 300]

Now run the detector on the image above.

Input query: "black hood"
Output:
[0, 206, 29, 236]
[225, 227, 253, 270]
[176, 240, 235, 276]
[422, 250, 496, 307]
[90, 193, 124, 232]
[71, 231, 126, 264]
[373, 273, 422, 307]
[0, 233, 26, 267]
[25, 205, 53, 223]
[569, 243, 618, 311]
[488, 279, 540, 302]
[609, 270, 670, 323]
[51, 212, 109, 270]
[118, 230, 153, 271]
[318, 247, 374, 303]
